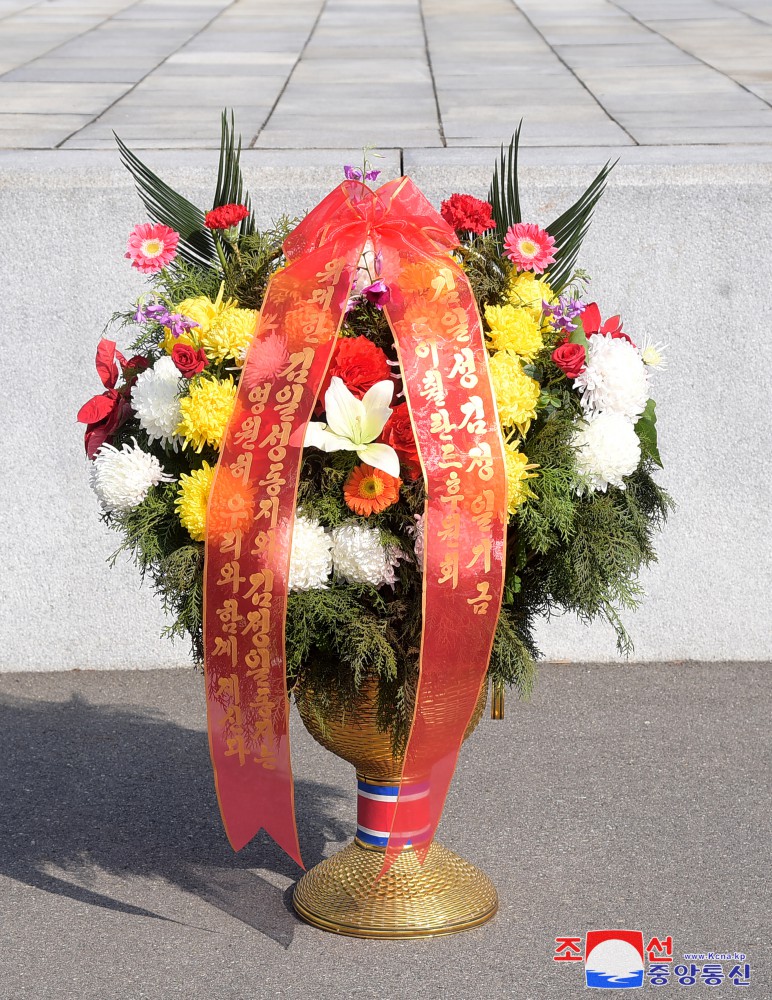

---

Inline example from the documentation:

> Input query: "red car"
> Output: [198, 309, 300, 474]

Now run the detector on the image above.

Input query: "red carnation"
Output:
[380, 403, 421, 480]
[205, 203, 249, 230]
[317, 336, 392, 413]
[171, 343, 208, 378]
[440, 194, 495, 235]
[581, 302, 635, 346]
[552, 342, 586, 379]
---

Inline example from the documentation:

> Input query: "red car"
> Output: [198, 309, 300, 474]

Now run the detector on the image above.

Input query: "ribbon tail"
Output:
[380, 247, 507, 876]
[203, 237, 364, 865]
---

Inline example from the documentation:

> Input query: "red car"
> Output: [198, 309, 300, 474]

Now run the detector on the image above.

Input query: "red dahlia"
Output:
[440, 194, 495, 235]
[317, 336, 392, 413]
[205, 203, 250, 230]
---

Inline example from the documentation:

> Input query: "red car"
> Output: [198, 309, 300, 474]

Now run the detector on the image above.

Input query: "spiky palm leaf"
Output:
[488, 125, 615, 294]
[115, 132, 216, 269]
[488, 122, 523, 247]
[213, 110, 256, 237]
[545, 159, 616, 293]
[115, 109, 258, 270]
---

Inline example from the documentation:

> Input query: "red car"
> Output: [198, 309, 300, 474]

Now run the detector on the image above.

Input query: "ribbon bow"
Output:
[204, 177, 507, 872]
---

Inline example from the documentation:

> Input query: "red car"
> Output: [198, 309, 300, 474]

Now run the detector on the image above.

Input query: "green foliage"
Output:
[287, 585, 421, 749]
[635, 399, 663, 468]
[106, 483, 206, 660]
[489, 605, 538, 697]
[458, 233, 510, 311]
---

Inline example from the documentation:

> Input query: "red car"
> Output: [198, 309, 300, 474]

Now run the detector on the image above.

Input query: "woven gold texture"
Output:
[292, 839, 498, 939]
[293, 679, 497, 938]
[295, 677, 489, 781]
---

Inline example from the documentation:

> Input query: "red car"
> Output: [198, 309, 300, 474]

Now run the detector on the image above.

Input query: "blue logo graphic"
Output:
[585, 931, 645, 989]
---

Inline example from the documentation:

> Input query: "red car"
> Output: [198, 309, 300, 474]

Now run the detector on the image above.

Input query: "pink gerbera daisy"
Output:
[125, 223, 179, 274]
[503, 222, 556, 274]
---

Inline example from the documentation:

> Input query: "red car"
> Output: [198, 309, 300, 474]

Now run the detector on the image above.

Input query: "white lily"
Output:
[305, 376, 400, 478]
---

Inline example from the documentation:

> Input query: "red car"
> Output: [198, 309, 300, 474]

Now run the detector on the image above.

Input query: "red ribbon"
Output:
[204, 178, 506, 871]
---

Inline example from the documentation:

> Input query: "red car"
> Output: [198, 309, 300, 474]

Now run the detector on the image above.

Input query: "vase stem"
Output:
[355, 776, 431, 850]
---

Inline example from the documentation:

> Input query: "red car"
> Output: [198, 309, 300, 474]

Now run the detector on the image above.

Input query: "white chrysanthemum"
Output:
[408, 513, 424, 569]
[640, 335, 669, 370]
[90, 439, 171, 512]
[331, 522, 401, 588]
[132, 355, 182, 446]
[572, 412, 641, 494]
[288, 515, 333, 591]
[573, 333, 649, 420]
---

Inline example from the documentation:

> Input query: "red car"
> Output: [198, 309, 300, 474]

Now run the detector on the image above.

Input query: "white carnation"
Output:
[90, 439, 171, 512]
[132, 355, 182, 446]
[331, 522, 401, 588]
[288, 515, 333, 591]
[573, 333, 649, 420]
[572, 412, 641, 494]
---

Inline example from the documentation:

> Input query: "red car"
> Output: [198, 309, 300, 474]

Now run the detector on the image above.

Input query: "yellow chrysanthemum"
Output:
[504, 443, 538, 516]
[507, 271, 554, 320]
[162, 295, 222, 353]
[489, 350, 540, 434]
[484, 303, 543, 361]
[176, 376, 237, 452]
[202, 305, 259, 364]
[176, 461, 215, 542]
[161, 289, 258, 363]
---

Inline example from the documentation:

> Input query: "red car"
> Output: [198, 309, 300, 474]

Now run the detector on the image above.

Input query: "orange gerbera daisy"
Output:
[344, 463, 401, 516]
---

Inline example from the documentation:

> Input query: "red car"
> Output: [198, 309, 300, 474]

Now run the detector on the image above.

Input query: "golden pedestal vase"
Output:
[293, 680, 497, 939]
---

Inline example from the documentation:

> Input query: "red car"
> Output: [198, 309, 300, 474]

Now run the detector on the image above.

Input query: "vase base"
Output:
[292, 840, 498, 939]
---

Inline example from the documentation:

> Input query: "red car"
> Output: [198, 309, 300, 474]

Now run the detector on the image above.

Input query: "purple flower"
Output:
[373, 250, 383, 276]
[134, 302, 172, 325]
[166, 313, 199, 338]
[362, 280, 391, 309]
[365, 169, 381, 182]
[543, 296, 586, 335]
[344, 165, 363, 181]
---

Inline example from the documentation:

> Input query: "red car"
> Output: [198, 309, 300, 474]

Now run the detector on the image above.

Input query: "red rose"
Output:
[317, 336, 392, 412]
[171, 343, 208, 377]
[440, 194, 495, 235]
[581, 302, 635, 346]
[552, 342, 586, 379]
[381, 403, 421, 480]
[205, 203, 250, 230]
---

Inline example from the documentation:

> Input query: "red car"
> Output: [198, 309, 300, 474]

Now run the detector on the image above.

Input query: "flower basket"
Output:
[78, 111, 671, 938]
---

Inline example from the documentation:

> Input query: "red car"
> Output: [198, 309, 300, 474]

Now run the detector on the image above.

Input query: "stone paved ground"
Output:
[0, 663, 768, 999]
[2, 0, 772, 151]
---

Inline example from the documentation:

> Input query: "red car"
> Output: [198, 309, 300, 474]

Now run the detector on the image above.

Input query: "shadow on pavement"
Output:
[0, 691, 350, 947]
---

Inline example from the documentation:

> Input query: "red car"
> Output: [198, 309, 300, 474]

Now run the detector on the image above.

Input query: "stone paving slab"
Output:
[0, 663, 768, 999]
[1, 0, 772, 152]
